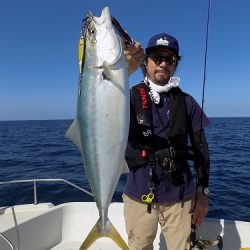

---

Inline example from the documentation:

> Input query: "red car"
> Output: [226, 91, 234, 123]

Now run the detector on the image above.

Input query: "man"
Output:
[123, 33, 210, 250]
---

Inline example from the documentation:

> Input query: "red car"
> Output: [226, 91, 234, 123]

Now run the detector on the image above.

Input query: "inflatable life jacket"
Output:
[130, 81, 194, 161]
[126, 82, 197, 201]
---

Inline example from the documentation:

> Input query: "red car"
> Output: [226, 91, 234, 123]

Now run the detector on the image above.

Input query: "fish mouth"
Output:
[92, 7, 123, 69]
[94, 7, 112, 26]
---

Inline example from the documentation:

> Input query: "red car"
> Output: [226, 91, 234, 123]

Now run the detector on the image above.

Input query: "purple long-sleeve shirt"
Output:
[124, 89, 209, 203]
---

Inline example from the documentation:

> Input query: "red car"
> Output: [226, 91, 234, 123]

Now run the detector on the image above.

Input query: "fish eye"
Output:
[88, 28, 96, 35]
[87, 28, 96, 43]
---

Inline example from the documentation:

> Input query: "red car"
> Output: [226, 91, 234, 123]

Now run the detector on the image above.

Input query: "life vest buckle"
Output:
[169, 146, 176, 158]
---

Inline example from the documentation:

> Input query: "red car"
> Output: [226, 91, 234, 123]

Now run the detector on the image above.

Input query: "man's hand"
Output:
[190, 192, 209, 226]
[122, 38, 145, 76]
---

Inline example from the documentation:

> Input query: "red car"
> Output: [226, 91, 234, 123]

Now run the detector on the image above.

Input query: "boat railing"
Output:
[0, 178, 93, 205]
[0, 232, 14, 250]
[0, 179, 93, 250]
[0, 206, 19, 250]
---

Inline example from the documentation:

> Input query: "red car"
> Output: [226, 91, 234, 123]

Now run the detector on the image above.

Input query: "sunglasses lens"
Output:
[166, 57, 175, 65]
[150, 55, 177, 65]
[153, 56, 162, 64]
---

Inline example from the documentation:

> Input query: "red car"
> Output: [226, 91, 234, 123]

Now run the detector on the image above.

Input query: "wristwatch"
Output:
[197, 186, 210, 196]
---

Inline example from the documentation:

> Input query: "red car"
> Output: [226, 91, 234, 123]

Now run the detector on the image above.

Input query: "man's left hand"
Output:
[190, 192, 209, 226]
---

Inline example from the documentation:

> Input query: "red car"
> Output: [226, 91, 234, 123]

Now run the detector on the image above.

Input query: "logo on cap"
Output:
[156, 38, 169, 46]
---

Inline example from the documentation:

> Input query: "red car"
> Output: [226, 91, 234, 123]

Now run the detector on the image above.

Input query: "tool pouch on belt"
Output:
[156, 148, 185, 187]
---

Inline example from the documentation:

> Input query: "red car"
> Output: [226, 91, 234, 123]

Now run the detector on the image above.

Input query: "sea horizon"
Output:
[1, 116, 250, 122]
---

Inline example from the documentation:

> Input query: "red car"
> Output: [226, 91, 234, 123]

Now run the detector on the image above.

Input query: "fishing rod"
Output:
[200, 0, 211, 123]
[191, 1, 224, 249]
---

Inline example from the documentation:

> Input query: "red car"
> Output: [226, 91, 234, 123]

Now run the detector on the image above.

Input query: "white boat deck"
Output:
[0, 203, 54, 232]
[0, 202, 134, 250]
[1, 202, 250, 250]
[1, 179, 250, 250]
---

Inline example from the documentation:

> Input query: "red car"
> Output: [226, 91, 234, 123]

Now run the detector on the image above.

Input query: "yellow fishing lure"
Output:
[78, 34, 84, 74]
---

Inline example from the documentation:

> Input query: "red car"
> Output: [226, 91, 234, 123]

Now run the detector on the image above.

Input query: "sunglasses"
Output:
[149, 54, 179, 66]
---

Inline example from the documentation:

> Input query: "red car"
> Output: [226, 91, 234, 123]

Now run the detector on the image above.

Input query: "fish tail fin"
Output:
[79, 217, 128, 250]
[79, 220, 100, 250]
[108, 218, 129, 250]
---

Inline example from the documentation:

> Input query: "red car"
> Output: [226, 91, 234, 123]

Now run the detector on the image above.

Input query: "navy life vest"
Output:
[131, 81, 194, 157]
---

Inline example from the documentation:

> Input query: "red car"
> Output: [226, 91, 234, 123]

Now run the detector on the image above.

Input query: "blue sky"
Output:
[1, 0, 250, 121]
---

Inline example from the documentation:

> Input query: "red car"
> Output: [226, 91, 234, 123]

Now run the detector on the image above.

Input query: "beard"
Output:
[153, 70, 171, 86]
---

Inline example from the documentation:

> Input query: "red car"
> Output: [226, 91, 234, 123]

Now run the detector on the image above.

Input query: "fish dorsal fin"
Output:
[65, 119, 83, 153]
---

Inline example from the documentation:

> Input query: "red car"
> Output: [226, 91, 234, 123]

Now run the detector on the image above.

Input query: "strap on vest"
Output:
[127, 82, 195, 169]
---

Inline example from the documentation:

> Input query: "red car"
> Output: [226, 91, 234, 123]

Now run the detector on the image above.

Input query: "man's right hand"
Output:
[122, 39, 145, 76]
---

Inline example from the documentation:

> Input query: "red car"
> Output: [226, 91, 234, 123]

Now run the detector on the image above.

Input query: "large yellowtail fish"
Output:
[65, 6, 129, 250]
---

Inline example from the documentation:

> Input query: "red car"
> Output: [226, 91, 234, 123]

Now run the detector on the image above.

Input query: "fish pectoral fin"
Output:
[65, 119, 83, 153]
[102, 61, 116, 81]
[102, 61, 127, 95]
[122, 160, 129, 173]
[102, 61, 123, 88]
[79, 218, 128, 250]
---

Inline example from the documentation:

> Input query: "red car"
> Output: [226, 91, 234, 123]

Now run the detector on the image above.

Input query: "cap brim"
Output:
[145, 46, 178, 55]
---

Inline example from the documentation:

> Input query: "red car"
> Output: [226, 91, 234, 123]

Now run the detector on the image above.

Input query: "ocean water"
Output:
[0, 118, 249, 222]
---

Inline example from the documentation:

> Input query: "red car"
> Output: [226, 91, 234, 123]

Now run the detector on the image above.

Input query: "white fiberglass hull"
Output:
[1, 202, 250, 250]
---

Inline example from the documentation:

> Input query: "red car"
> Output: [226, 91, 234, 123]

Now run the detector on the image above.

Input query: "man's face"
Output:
[146, 48, 178, 86]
